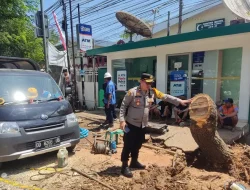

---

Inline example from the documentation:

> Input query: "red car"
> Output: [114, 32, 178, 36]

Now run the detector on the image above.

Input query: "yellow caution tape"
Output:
[128, 77, 140, 81]
[0, 177, 42, 190]
[192, 76, 240, 80]
[128, 77, 156, 81]
[127, 76, 240, 81]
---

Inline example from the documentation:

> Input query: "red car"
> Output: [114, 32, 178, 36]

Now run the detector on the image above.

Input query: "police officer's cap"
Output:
[141, 73, 154, 83]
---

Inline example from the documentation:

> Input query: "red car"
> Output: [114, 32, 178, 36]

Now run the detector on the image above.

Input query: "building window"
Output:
[220, 47, 242, 105]
[192, 48, 242, 106]
[112, 56, 156, 90]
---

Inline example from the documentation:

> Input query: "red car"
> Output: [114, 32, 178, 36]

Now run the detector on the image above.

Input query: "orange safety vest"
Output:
[221, 105, 237, 115]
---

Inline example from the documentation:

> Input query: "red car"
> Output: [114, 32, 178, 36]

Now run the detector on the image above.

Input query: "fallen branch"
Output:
[176, 180, 187, 184]
[245, 168, 249, 183]
[71, 167, 115, 190]
[142, 144, 175, 156]
[211, 176, 221, 182]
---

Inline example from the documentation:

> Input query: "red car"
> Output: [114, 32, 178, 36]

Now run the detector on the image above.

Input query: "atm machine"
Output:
[170, 62, 188, 98]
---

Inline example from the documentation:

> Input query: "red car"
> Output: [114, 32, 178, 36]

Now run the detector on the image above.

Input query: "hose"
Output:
[80, 128, 89, 139]
[30, 167, 71, 182]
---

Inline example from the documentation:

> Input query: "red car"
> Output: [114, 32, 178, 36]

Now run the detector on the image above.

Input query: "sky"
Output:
[41, 0, 220, 44]
[44, 0, 57, 10]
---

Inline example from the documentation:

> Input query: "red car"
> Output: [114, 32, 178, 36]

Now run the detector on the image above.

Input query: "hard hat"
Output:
[27, 87, 38, 99]
[104, 72, 112, 78]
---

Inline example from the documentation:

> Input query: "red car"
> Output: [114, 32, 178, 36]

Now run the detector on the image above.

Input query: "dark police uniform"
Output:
[119, 73, 182, 177]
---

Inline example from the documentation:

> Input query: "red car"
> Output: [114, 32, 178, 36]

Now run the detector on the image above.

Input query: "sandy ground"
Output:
[0, 110, 249, 190]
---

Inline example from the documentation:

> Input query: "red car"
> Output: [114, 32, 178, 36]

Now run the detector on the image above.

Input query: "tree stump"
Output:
[189, 94, 234, 169]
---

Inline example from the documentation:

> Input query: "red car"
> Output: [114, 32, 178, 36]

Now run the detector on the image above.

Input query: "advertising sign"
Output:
[117, 70, 127, 91]
[196, 18, 225, 31]
[170, 70, 187, 97]
[193, 52, 205, 63]
[77, 24, 93, 52]
[170, 81, 186, 97]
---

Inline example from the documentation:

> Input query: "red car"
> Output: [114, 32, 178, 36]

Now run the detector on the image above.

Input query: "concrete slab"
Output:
[236, 121, 248, 130]
[218, 123, 249, 144]
[150, 122, 249, 153]
[151, 125, 199, 153]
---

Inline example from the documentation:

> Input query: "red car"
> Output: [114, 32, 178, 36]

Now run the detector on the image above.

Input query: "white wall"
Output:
[156, 53, 167, 93]
[153, 4, 237, 38]
[239, 44, 250, 122]
[84, 82, 98, 109]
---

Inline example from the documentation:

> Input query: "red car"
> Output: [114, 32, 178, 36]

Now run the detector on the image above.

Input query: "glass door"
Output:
[167, 54, 191, 99]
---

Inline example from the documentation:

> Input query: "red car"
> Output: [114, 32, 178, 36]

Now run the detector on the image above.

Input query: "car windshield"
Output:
[0, 73, 63, 104]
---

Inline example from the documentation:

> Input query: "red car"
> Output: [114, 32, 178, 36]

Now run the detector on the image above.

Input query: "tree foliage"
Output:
[0, 0, 44, 63]
[49, 29, 60, 45]
[119, 20, 153, 40]
[119, 31, 135, 40]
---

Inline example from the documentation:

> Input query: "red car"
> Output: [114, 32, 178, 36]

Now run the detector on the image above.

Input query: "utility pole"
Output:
[69, 0, 77, 111]
[40, 0, 48, 72]
[152, 8, 158, 35]
[62, 0, 71, 74]
[178, 0, 183, 34]
[93, 56, 97, 110]
[78, 4, 81, 24]
[167, 11, 170, 36]
[77, 3, 85, 110]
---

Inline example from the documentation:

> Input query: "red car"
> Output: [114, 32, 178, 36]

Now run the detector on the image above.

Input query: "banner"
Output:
[78, 24, 93, 52]
[48, 42, 67, 67]
[52, 12, 66, 51]
[117, 70, 127, 91]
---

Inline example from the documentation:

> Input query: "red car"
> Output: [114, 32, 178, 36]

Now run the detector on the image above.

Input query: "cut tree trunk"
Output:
[189, 94, 234, 169]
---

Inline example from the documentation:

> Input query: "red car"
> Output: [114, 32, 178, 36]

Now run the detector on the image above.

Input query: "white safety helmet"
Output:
[104, 72, 112, 78]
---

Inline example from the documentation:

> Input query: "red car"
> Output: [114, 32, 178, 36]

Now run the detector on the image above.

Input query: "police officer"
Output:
[119, 73, 192, 178]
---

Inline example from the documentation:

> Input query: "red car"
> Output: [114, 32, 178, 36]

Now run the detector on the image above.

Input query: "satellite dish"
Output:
[116, 11, 152, 42]
[223, 0, 250, 20]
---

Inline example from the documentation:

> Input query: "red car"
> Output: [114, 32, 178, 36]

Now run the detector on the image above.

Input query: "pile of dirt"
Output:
[119, 145, 250, 190]
[126, 165, 232, 190]
[74, 112, 250, 189]
[231, 144, 250, 184]
[130, 165, 188, 190]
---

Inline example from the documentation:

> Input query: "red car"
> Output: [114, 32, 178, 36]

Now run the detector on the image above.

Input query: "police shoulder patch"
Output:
[127, 90, 132, 96]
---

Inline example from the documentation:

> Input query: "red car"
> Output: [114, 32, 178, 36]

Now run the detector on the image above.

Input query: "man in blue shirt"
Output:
[104, 72, 116, 127]
[103, 82, 117, 123]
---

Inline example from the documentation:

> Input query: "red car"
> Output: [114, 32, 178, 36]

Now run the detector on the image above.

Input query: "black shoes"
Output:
[121, 160, 146, 178]
[121, 162, 133, 178]
[130, 160, 146, 169]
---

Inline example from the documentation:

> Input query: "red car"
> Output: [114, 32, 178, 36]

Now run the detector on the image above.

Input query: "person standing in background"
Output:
[103, 81, 117, 124]
[104, 72, 116, 127]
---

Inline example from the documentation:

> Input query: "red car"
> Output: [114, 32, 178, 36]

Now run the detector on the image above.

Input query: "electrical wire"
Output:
[95, 0, 221, 41]
[46, 0, 220, 44]
[69, 0, 178, 35]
